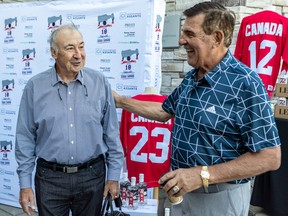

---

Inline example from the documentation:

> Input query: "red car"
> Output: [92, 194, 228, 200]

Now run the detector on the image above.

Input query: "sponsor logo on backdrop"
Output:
[6, 57, 14, 61]
[24, 25, 33, 30]
[0, 109, 16, 115]
[3, 119, 12, 123]
[3, 48, 18, 54]
[1, 79, 14, 105]
[3, 126, 12, 131]
[119, 12, 141, 20]
[0, 168, 14, 176]
[118, 41, 139, 44]
[95, 48, 117, 55]
[3, 185, 12, 191]
[124, 23, 135, 28]
[21, 48, 36, 75]
[18, 79, 28, 86]
[120, 48, 139, 79]
[124, 85, 137, 90]
[5, 64, 14, 70]
[97, 13, 115, 43]
[99, 66, 111, 73]
[21, 16, 37, 22]
[116, 83, 138, 91]
[47, 15, 62, 30]
[154, 15, 163, 52]
[0, 140, 13, 165]
[116, 83, 123, 91]
[21, 18, 36, 43]
[100, 59, 111, 64]
[66, 14, 86, 21]
[23, 32, 33, 39]
[124, 31, 135, 37]
[4, 17, 17, 43]
[0, 192, 15, 197]
[3, 178, 11, 183]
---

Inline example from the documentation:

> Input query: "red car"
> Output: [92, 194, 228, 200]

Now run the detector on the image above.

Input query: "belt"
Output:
[37, 154, 104, 174]
[192, 182, 249, 194]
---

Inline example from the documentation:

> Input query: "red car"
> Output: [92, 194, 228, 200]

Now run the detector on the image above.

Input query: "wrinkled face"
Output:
[51, 29, 86, 75]
[179, 14, 215, 69]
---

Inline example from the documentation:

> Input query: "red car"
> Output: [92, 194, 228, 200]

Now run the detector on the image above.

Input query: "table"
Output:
[118, 199, 158, 216]
[250, 118, 288, 216]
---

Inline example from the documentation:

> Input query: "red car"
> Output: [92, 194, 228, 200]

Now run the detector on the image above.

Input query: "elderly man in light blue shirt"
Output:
[15, 23, 123, 216]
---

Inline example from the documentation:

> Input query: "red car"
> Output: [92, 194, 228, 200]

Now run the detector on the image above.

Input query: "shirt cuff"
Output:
[19, 175, 32, 189]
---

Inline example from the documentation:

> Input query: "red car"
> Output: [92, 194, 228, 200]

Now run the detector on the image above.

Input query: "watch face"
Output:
[201, 171, 210, 179]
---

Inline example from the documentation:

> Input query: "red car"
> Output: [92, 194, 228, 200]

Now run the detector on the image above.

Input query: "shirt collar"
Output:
[51, 65, 84, 86]
[202, 50, 233, 87]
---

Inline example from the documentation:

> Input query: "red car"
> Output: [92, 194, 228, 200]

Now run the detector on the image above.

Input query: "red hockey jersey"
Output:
[120, 94, 174, 187]
[234, 10, 288, 97]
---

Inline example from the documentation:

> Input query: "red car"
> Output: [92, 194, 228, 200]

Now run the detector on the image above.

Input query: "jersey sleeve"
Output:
[120, 109, 129, 157]
[234, 18, 246, 61]
[281, 17, 288, 64]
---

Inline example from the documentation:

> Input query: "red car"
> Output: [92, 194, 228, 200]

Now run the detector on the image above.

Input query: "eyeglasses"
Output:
[56, 71, 88, 100]
[57, 84, 88, 100]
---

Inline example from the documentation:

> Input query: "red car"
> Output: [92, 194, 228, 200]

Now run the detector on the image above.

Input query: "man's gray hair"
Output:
[49, 23, 82, 53]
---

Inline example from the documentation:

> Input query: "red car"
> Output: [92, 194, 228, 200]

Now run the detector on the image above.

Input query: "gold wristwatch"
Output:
[200, 166, 210, 188]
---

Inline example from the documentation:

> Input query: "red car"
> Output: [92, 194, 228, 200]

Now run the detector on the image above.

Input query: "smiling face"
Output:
[179, 13, 218, 71]
[51, 28, 86, 77]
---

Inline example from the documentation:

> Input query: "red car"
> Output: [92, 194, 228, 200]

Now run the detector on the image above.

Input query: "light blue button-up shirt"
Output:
[15, 66, 124, 188]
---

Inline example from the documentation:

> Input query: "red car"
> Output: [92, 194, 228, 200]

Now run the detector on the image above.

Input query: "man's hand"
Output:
[158, 168, 203, 197]
[103, 180, 119, 200]
[112, 90, 122, 108]
[19, 188, 36, 216]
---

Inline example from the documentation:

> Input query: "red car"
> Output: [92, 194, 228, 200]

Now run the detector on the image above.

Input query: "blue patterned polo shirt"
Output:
[162, 50, 280, 184]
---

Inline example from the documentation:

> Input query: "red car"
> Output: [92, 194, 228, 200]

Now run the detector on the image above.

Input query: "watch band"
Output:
[201, 166, 210, 188]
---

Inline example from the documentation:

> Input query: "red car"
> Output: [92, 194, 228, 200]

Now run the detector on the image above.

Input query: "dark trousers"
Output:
[35, 158, 106, 216]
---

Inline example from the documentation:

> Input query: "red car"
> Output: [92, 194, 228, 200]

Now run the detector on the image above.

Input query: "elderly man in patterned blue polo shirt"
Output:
[113, 1, 281, 216]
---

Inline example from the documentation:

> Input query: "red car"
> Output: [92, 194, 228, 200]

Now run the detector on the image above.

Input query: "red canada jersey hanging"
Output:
[234, 10, 288, 98]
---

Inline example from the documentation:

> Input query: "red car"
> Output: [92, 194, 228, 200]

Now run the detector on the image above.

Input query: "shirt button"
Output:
[69, 91, 71, 95]
[70, 124, 73, 127]
[71, 156, 74, 160]
[71, 141, 74, 144]
[69, 107, 72, 111]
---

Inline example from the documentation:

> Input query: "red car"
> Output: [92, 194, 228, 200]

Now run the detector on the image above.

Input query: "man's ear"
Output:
[213, 30, 224, 47]
[50, 48, 57, 59]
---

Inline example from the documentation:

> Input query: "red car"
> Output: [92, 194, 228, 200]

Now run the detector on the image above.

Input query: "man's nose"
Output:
[73, 48, 81, 58]
[179, 34, 187, 45]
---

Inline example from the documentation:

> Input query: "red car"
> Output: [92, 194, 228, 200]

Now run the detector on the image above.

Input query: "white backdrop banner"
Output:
[0, 0, 165, 208]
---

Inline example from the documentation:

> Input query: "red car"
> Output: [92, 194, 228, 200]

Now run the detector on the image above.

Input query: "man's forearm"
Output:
[208, 146, 281, 184]
[119, 97, 171, 122]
